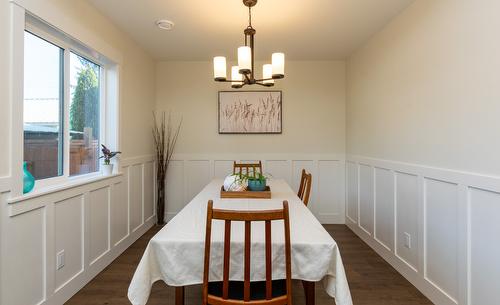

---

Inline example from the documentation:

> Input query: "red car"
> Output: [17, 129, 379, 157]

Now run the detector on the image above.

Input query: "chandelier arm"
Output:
[215, 79, 244, 83]
[255, 82, 274, 87]
[233, 82, 247, 89]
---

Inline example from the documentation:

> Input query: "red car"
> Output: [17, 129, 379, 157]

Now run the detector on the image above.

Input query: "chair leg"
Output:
[302, 281, 315, 305]
[175, 286, 185, 305]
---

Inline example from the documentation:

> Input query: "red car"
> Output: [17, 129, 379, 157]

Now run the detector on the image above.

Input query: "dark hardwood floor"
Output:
[65, 225, 433, 305]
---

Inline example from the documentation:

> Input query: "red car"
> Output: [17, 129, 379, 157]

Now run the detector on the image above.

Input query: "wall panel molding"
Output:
[346, 155, 500, 305]
[165, 153, 346, 224]
[0, 156, 155, 305]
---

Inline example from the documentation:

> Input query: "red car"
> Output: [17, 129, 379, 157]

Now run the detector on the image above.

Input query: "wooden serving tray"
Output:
[220, 186, 271, 199]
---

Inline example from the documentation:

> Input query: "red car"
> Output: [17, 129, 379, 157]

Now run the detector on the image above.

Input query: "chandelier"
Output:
[213, 0, 285, 88]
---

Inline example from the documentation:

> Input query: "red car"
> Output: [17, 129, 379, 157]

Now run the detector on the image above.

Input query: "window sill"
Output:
[8, 172, 123, 207]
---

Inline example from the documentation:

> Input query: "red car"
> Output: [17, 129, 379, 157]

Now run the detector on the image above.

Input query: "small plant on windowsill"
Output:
[100, 144, 121, 175]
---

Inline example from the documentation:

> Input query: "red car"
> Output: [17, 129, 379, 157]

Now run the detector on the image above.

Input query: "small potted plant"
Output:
[100, 144, 121, 175]
[247, 172, 268, 191]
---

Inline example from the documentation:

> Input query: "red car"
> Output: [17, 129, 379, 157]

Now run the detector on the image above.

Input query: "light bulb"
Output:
[272, 52, 285, 78]
[238, 46, 252, 74]
[263, 64, 274, 86]
[231, 66, 243, 88]
[213, 56, 227, 81]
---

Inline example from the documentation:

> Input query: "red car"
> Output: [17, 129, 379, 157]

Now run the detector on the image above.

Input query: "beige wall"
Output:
[0, 1, 10, 177]
[0, 0, 155, 177]
[156, 60, 346, 154]
[347, 0, 500, 175]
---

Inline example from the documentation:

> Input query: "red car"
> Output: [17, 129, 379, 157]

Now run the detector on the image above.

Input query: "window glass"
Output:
[23, 31, 64, 180]
[69, 52, 101, 176]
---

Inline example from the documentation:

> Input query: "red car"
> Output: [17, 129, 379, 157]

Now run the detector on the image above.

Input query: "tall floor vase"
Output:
[156, 178, 166, 225]
[152, 111, 182, 226]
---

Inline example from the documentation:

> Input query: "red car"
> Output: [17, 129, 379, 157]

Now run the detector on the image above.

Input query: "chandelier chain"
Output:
[248, 6, 252, 27]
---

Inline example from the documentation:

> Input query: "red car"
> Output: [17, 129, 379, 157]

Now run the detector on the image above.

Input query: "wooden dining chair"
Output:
[203, 200, 293, 305]
[233, 161, 263, 178]
[297, 169, 312, 206]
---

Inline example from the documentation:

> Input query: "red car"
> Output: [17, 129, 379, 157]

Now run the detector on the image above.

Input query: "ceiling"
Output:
[87, 0, 415, 61]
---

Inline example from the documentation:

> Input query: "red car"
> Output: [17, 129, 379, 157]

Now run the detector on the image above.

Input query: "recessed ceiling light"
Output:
[156, 19, 175, 30]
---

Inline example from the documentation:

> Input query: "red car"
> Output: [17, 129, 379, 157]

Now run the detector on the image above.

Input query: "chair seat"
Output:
[208, 280, 287, 300]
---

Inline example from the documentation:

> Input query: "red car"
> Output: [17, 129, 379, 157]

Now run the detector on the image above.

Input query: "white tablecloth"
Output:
[128, 179, 352, 305]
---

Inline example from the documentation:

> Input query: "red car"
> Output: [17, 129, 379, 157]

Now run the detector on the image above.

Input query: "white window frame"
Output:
[9, 7, 121, 197]
[24, 25, 107, 188]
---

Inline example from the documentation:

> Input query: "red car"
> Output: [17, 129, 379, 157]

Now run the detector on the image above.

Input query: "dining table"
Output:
[128, 179, 353, 305]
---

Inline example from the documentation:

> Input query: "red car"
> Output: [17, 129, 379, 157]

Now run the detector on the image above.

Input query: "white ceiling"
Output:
[87, 0, 415, 61]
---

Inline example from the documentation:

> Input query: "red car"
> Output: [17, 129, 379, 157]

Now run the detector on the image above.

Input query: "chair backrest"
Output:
[233, 161, 263, 178]
[297, 169, 312, 206]
[202, 200, 292, 305]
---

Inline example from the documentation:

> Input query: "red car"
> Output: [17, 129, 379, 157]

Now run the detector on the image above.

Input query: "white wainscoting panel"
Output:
[374, 167, 394, 251]
[0, 155, 155, 305]
[316, 160, 344, 223]
[89, 187, 110, 264]
[266, 160, 291, 185]
[359, 164, 374, 235]
[469, 188, 500, 305]
[165, 154, 345, 224]
[166, 160, 185, 219]
[395, 171, 419, 271]
[143, 161, 155, 222]
[186, 160, 211, 202]
[54, 195, 84, 290]
[424, 178, 459, 303]
[2, 206, 46, 305]
[111, 181, 128, 246]
[346, 161, 358, 224]
[129, 164, 143, 232]
[214, 160, 234, 178]
[347, 155, 500, 305]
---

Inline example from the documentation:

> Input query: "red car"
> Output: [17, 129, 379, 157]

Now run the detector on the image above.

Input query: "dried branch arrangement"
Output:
[153, 111, 182, 225]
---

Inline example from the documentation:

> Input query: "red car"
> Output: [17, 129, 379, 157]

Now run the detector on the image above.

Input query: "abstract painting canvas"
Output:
[218, 91, 282, 134]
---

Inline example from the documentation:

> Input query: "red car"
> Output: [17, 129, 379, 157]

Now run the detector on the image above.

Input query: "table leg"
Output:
[302, 281, 315, 305]
[175, 286, 185, 305]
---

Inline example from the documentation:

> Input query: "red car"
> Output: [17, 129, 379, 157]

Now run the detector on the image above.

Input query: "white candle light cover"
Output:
[213, 56, 227, 81]
[231, 66, 243, 87]
[263, 64, 274, 85]
[238, 46, 252, 74]
[272, 52, 285, 78]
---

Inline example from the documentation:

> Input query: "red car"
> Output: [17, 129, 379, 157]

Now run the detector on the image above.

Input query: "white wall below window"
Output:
[0, 157, 155, 305]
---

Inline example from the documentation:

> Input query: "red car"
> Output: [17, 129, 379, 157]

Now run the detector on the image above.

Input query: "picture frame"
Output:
[218, 90, 282, 134]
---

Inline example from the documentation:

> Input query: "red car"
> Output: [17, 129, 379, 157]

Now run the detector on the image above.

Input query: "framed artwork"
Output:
[218, 91, 282, 134]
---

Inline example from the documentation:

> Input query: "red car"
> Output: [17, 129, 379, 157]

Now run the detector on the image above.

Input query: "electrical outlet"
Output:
[56, 250, 65, 270]
[404, 232, 411, 249]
